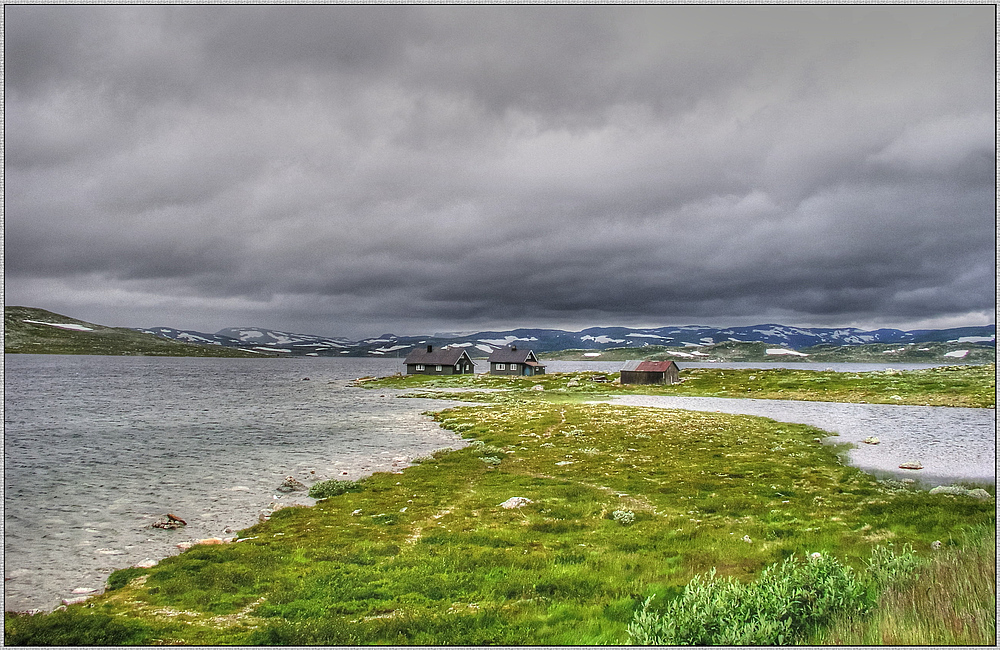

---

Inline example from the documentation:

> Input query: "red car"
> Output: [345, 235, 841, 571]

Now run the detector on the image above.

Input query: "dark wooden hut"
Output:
[487, 345, 545, 376]
[404, 345, 475, 375]
[619, 360, 680, 385]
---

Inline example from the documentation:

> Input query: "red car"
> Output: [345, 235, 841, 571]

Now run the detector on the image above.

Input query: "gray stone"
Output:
[929, 485, 993, 499]
[499, 497, 532, 509]
[276, 476, 308, 493]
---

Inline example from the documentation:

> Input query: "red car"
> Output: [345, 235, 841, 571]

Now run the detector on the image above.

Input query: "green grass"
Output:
[364, 363, 996, 408]
[6, 397, 993, 645]
[813, 524, 996, 645]
[4, 306, 269, 357]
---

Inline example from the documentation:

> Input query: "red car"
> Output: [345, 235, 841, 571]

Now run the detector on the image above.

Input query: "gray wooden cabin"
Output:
[487, 345, 546, 376]
[404, 345, 475, 375]
[620, 360, 680, 385]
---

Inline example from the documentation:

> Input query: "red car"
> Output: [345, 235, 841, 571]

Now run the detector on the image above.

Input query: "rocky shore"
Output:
[6, 445, 459, 614]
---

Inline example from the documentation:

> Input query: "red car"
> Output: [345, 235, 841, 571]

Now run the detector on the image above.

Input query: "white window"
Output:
[415, 364, 425, 371]
[435, 365, 442, 372]
[497, 363, 506, 370]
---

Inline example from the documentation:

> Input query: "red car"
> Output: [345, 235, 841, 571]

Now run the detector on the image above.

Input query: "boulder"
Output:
[863, 437, 880, 445]
[929, 485, 993, 499]
[276, 476, 308, 493]
[151, 513, 187, 529]
[898, 462, 923, 470]
[499, 497, 532, 509]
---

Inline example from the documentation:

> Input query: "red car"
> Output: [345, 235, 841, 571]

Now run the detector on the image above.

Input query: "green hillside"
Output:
[543, 340, 994, 364]
[4, 307, 270, 357]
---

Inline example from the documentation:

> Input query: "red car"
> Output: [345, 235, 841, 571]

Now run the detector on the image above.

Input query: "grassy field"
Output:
[6, 376, 994, 645]
[4, 307, 268, 357]
[812, 523, 995, 645]
[363, 363, 996, 408]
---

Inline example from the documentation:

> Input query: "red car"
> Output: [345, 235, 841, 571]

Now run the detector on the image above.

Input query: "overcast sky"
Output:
[5, 5, 995, 338]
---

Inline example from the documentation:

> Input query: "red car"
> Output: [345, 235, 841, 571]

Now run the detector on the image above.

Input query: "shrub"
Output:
[628, 547, 919, 645]
[612, 510, 635, 526]
[308, 479, 363, 500]
[469, 440, 506, 455]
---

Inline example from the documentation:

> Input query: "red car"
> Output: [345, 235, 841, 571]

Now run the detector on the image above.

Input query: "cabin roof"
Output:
[621, 360, 678, 372]
[404, 347, 472, 365]
[487, 347, 538, 363]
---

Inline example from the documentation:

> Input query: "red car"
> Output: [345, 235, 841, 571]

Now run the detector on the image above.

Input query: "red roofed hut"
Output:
[619, 360, 680, 385]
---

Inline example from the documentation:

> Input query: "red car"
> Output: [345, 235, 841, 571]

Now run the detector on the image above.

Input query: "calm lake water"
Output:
[3, 355, 994, 612]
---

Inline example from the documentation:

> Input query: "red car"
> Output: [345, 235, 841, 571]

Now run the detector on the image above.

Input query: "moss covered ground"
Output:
[365, 363, 996, 408]
[6, 374, 994, 645]
[4, 306, 267, 357]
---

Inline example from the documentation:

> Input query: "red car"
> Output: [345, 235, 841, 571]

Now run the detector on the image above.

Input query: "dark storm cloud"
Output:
[5, 5, 994, 337]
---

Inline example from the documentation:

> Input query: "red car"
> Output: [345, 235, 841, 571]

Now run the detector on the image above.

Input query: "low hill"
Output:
[543, 340, 995, 364]
[4, 307, 271, 357]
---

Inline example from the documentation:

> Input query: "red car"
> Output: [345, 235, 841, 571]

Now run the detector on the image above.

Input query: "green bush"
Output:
[628, 547, 919, 645]
[308, 479, 362, 500]
[612, 510, 635, 526]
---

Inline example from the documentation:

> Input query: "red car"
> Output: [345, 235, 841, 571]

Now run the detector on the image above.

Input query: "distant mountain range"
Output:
[136, 323, 997, 358]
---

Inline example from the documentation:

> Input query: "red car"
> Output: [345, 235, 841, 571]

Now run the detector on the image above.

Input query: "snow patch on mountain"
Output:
[24, 320, 94, 332]
[376, 345, 410, 353]
[766, 348, 809, 357]
[479, 336, 538, 345]
[581, 335, 625, 344]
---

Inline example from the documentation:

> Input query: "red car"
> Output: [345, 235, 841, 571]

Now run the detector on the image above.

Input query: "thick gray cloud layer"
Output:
[6, 6, 995, 337]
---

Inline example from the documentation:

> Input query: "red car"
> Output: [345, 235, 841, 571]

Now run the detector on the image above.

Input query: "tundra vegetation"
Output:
[4, 306, 269, 357]
[5, 369, 995, 645]
[369, 363, 996, 408]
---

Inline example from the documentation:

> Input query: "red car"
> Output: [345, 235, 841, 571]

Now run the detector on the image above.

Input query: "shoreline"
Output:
[605, 394, 996, 487]
[6, 444, 465, 615]
[4, 385, 473, 614]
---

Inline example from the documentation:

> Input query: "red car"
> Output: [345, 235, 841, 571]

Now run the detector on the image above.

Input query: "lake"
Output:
[4, 355, 993, 612]
[4, 355, 464, 612]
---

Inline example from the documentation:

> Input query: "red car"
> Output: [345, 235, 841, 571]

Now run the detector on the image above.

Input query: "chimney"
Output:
[427, 345, 433, 353]
[510, 345, 517, 351]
